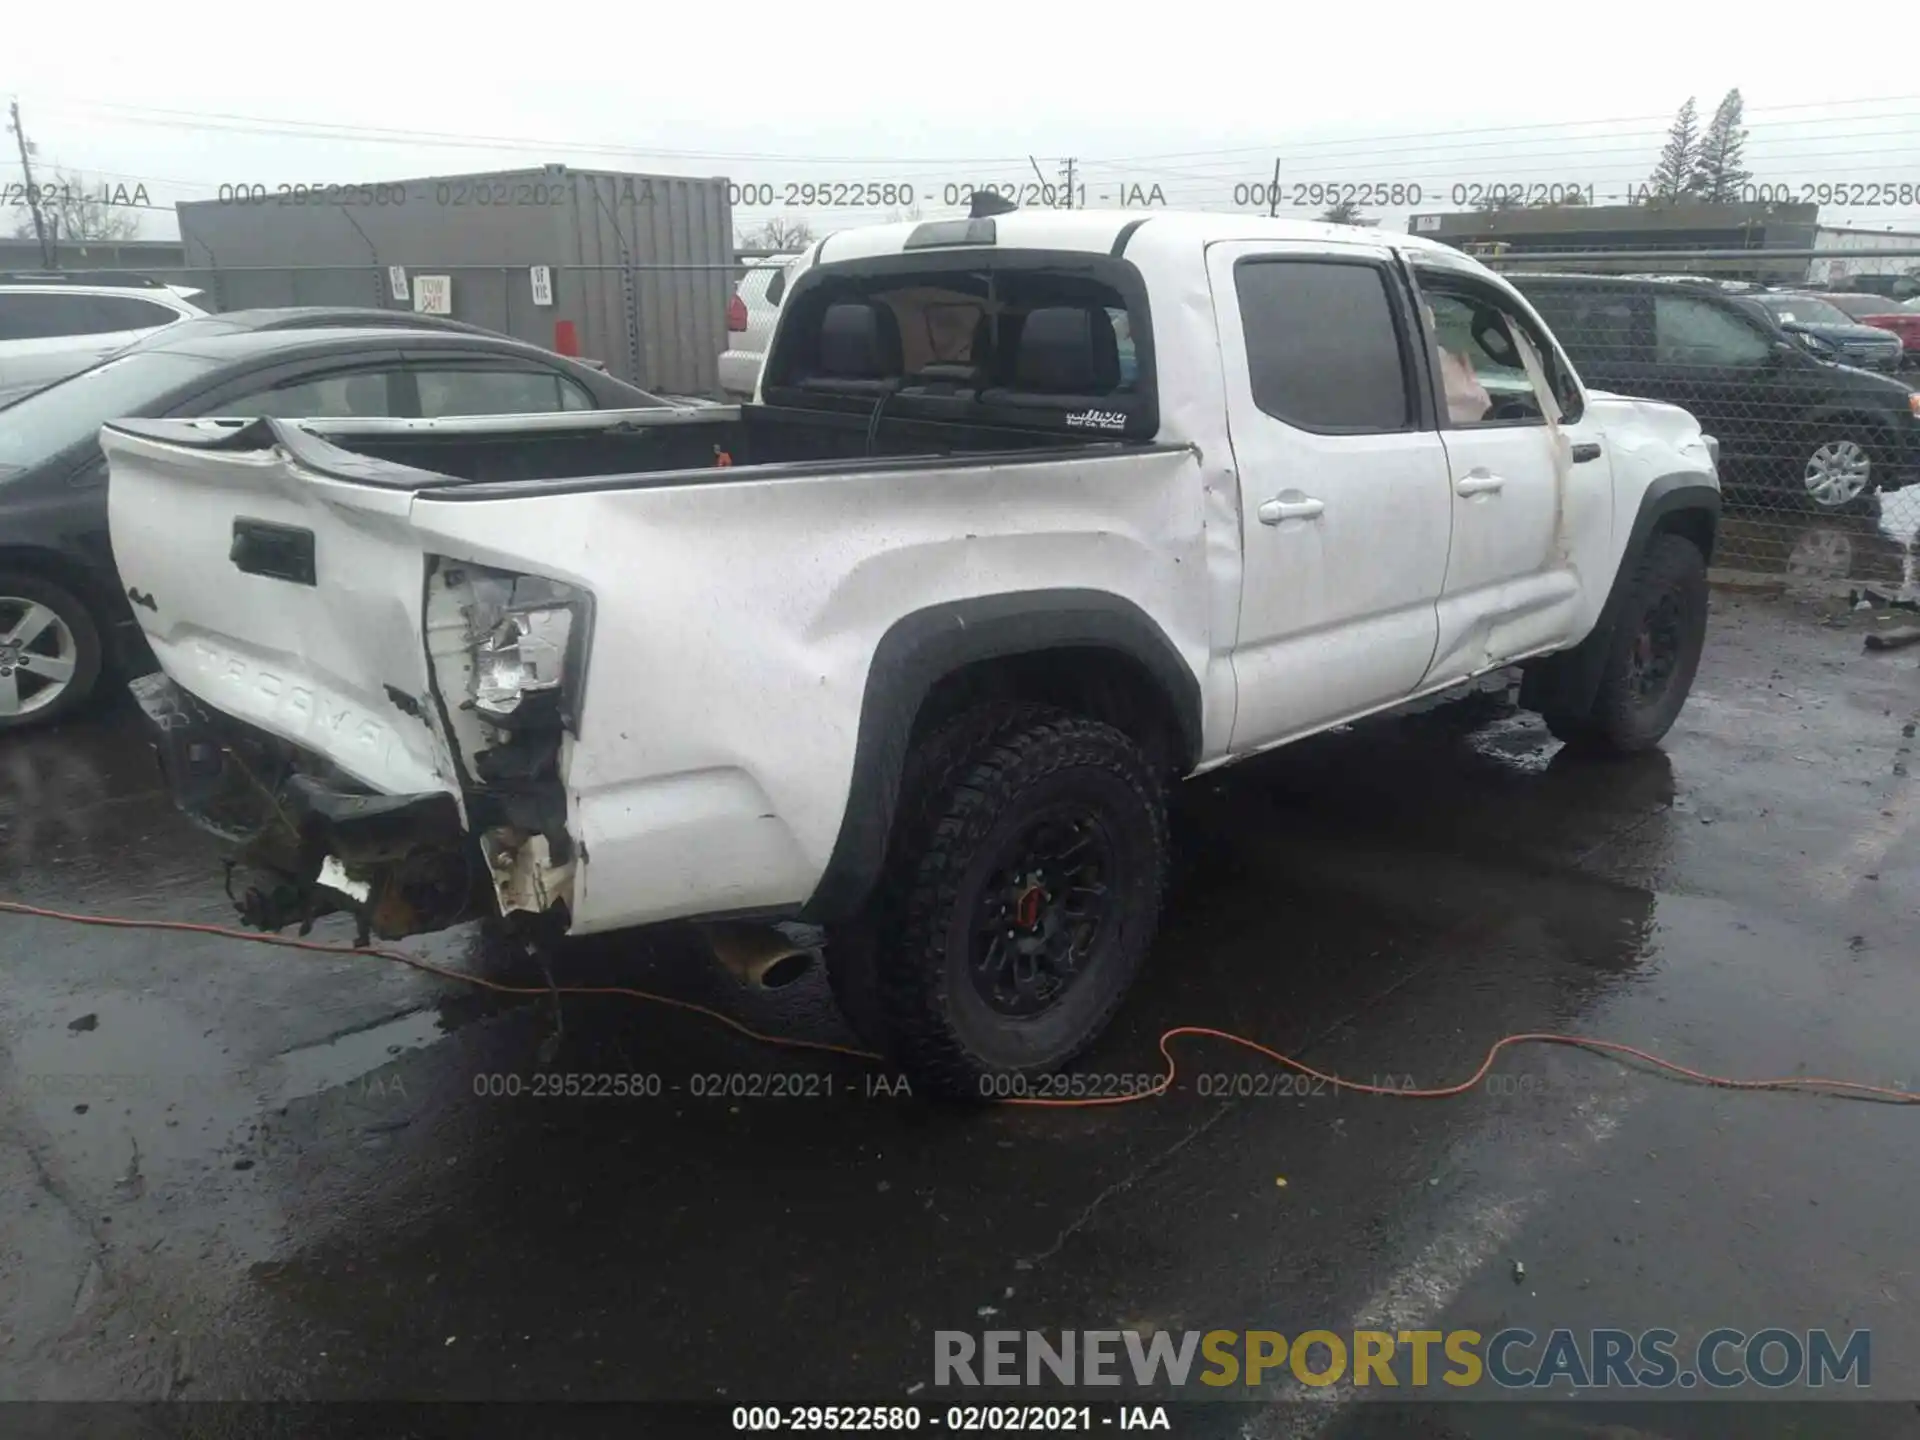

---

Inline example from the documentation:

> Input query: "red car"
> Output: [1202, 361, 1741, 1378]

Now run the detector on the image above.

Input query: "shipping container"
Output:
[175, 165, 735, 395]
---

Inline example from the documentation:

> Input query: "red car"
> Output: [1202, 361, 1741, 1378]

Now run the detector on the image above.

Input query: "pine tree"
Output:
[1690, 89, 1753, 203]
[1645, 98, 1701, 204]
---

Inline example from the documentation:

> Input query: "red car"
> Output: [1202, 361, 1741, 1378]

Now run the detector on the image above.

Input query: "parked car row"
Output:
[1605, 272, 1920, 369]
[0, 306, 674, 732]
[1511, 273, 1920, 513]
[1814, 290, 1920, 359]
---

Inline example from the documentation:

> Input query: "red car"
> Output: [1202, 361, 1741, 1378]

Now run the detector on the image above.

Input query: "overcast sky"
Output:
[7, 0, 1920, 239]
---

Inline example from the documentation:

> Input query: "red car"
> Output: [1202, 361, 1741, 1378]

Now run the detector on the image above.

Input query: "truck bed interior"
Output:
[112, 250, 1167, 492]
[339, 402, 1119, 489]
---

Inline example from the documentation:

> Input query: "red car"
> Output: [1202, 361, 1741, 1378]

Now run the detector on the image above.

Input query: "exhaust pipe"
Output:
[698, 921, 817, 990]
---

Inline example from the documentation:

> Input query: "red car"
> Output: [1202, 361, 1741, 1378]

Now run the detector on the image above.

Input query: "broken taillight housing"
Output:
[474, 608, 573, 718]
[460, 569, 589, 726]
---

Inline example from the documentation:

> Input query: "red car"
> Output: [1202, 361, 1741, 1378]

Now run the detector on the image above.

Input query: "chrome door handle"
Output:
[1455, 472, 1505, 497]
[1258, 494, 1325, 525]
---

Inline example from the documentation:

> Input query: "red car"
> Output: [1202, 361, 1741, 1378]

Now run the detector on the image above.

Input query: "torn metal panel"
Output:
[484, 830, 576, 917]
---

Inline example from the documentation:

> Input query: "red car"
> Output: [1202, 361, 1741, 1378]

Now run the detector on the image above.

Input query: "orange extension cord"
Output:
[3, 898, 1916, 1109]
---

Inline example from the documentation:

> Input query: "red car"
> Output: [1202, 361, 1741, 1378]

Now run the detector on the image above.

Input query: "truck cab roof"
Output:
[813, 208, 1479, 270]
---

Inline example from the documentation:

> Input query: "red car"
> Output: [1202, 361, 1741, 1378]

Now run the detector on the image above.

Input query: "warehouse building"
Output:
[1407, 202, 1823, 283]
[175, 165, 733, 395]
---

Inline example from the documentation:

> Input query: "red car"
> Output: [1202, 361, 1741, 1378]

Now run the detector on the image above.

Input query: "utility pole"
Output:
[1061, 156, 1077, 210]
[8, 99, 53, 268]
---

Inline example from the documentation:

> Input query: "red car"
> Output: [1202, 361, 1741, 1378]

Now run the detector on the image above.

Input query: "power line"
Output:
[1077, 123, 1920, 188]
[30, 98, 1041, 167]
[1082, 94, 1920, 166]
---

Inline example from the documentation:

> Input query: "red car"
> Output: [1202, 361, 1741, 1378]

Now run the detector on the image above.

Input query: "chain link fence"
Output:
[1481, 247, 1920, 602]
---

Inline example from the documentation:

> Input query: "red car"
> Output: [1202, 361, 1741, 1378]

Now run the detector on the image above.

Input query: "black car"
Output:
[0, 310, 667, 731]
[1511, 274, 1920, 514]
[1735, 292, 1904, 373]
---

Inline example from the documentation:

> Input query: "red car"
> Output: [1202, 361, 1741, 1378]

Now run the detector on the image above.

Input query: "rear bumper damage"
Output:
[128, 671, 566, 941]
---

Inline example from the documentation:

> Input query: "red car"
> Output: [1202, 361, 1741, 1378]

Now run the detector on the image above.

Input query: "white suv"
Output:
[718, 253, 805, 398]
[0, 275, 207, 406]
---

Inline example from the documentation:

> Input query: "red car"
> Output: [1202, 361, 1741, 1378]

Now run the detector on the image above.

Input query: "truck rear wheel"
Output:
[1544, 532, 1707, 754]
[829, 705, 1169, 1098]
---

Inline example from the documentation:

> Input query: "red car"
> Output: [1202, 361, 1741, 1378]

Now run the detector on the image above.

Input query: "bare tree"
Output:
[738, 216, 814, 252]
[8, 168, 142, 243]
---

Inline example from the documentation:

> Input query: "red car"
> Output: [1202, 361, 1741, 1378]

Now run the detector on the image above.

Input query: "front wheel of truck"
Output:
[832, 705, 1169, 1099]
[1544, 532, 1708, 754]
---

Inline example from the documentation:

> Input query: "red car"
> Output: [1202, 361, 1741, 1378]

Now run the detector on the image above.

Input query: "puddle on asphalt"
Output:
[270, 1008, 448, 1107]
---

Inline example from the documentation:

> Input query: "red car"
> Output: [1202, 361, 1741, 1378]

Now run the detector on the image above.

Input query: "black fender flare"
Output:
[1519, 473, 1719, 719]
[800, 589, 1202, 923]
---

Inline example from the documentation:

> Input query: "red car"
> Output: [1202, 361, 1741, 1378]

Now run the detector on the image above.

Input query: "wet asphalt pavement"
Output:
[2, 588, 1917, 1436]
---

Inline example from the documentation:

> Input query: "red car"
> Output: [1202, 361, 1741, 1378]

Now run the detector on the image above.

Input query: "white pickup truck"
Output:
[102, 209, 1720, 1094]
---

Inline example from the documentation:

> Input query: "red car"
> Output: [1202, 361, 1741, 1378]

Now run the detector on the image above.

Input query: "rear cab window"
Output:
[760, 249, 1156, 440]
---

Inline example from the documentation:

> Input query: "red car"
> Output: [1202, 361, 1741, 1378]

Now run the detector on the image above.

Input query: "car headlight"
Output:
[460, 569, 589, 728]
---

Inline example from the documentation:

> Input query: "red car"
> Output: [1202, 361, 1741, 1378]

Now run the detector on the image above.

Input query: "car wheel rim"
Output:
[970, 804, 1116, 1018]
[1804, 441, 1872, 507]
[1626, 591, 1684, 704]
[0, 597, 80, 718]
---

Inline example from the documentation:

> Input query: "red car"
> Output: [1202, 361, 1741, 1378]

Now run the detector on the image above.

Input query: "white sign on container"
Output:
[412, 275, 453, 315]
[530, 265, 554, 307]
[387, 265, 409, 301]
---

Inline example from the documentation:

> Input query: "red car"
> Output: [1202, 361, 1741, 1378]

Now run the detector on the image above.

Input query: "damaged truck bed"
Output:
[104, 402, 1158, 943]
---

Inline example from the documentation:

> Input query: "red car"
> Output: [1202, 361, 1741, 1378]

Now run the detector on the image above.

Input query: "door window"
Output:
[1524, 288, 1649, 367]
[412, 366, 594, 416]
[1235, 258, 1411, 433]
[1424, 292, 1534, 426]
[1654, 296, 1771, 366]
[220, 370, 402, 418]
[82, 296, 183, 332]
[0, 293, 111, 340]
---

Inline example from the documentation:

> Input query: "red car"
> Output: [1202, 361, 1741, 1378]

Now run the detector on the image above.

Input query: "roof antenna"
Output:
[970, 189, 1018, 219]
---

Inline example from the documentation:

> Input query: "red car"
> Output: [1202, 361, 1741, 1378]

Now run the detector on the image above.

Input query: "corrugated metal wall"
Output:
[174, 167, 734, 395]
